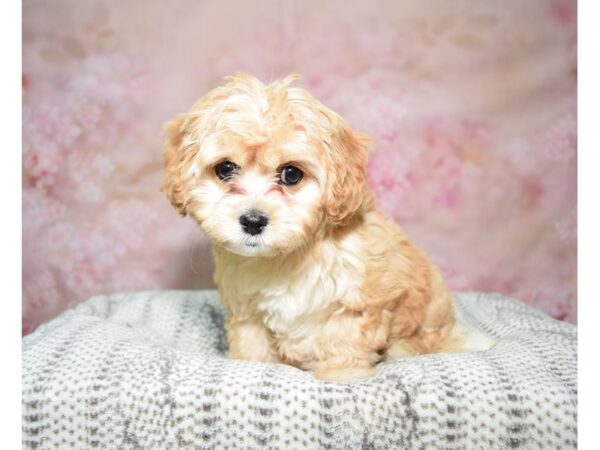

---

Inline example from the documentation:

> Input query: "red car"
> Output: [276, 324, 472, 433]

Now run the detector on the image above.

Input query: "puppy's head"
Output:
[162, 73, 370, 257]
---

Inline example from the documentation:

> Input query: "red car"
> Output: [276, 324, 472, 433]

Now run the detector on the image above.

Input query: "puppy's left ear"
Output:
[161, 114, 192, 216]
[323, 124, 371, 226]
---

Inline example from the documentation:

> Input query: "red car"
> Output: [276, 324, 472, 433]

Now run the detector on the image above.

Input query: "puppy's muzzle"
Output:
[239, 210, 268, 236]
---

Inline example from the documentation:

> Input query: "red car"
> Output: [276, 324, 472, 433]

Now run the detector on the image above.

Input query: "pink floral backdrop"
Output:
[22, 0, 577, 335]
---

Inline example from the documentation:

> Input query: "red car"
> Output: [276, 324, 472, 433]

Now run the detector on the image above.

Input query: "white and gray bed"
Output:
[22, 290, 577, 449]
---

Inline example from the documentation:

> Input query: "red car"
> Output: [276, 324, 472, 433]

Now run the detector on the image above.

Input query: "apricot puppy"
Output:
[162, 73, 493, 382]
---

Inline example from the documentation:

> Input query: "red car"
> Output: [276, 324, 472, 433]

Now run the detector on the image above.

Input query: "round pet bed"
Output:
[22, 290, 577, 449]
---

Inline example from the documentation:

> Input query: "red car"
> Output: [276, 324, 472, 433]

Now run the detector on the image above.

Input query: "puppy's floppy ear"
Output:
[161, 114, 192, 216]
[323, 123, 371, 226]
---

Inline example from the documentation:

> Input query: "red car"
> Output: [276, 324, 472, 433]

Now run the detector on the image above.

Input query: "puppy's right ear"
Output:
[161, 114, 191, 216]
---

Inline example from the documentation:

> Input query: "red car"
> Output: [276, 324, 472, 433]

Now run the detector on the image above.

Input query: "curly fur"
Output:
[162, 73, 494, 381]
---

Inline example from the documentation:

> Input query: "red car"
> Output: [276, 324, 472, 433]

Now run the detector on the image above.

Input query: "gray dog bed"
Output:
[22, 290, 577, 449]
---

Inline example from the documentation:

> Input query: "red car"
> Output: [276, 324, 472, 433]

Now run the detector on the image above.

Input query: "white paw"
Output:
[459, 325, 496, 352]
[313, 366, 376, 383]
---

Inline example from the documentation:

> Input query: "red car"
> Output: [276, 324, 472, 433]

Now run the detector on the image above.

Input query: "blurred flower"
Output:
[21, 1, 577, 334]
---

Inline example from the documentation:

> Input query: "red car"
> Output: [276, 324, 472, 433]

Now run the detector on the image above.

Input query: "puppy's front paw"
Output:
[314, 365, 376, 383]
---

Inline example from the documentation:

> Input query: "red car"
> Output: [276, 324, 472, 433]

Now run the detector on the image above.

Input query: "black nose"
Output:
[239, 210, 268, 236]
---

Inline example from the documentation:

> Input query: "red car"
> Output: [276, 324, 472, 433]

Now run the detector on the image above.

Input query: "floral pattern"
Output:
[22, 0, 577, 334]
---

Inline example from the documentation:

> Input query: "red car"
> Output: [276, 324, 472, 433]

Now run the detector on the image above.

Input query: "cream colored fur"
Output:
[162, 73, 495, 382]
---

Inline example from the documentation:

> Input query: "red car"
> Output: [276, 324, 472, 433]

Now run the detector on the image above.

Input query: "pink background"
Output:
[22, 0, 577, 334]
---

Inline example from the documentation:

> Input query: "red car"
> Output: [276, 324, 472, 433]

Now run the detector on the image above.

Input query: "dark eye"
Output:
[215, 160, 239, 181]
[279, 165, 303, 186]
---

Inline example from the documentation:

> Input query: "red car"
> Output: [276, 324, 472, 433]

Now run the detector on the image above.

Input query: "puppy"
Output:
[162, 73, 494, 382]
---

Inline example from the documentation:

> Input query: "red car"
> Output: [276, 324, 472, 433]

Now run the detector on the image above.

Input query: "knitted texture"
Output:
[22, 290, 577, 449]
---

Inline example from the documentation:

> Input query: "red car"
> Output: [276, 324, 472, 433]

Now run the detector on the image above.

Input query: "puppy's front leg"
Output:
[313, 358, 376, 383]
[225, 316, 279, 363]
[308, 309, 386, 383]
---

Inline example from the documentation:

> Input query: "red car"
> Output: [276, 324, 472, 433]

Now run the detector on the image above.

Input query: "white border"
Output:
[579, 0, 595, 448]
[1, 0, 21, 447]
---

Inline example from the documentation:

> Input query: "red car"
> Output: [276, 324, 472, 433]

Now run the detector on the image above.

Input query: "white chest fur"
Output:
[213, 234, 366, 338]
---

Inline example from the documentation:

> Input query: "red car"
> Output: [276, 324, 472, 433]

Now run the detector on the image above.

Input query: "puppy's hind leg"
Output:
[385, 324, 495, 360]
